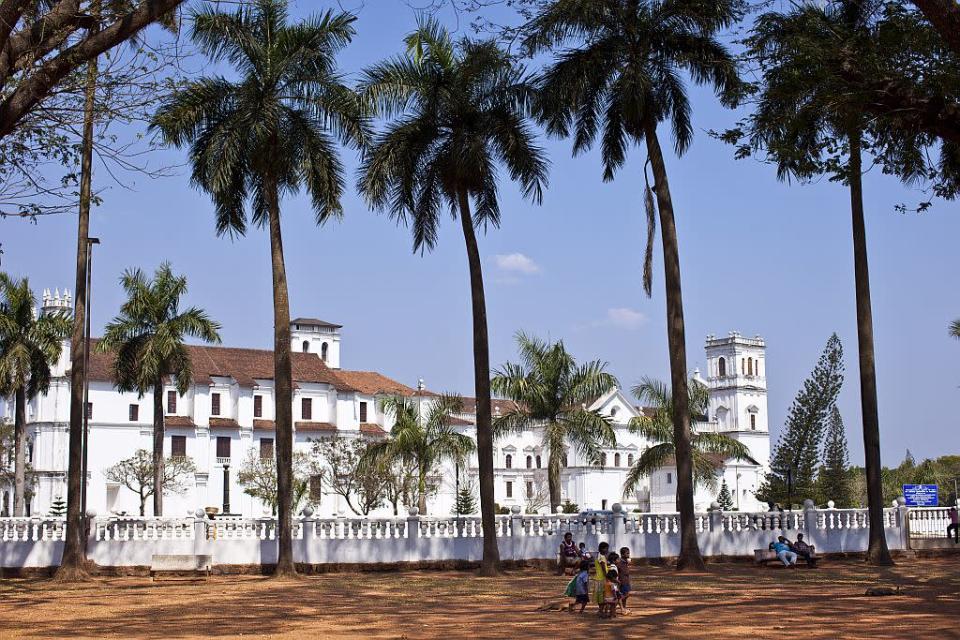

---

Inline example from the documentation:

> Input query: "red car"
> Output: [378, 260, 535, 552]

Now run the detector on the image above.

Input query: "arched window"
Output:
[718, 357, 726, 377]
[748, 357, 753, 376]
[750, 414, 756, 430]
[505, 454, 512, 469]
[614, 453, 621, 467]
[600, 453, 607, 467]
[627, 454, 634, 466]
[562, 454, 568, 468]
[321, 342, 329, 362]
[610, 406, 619, 418]
[526, 455, 532, 469]
[302, 340, 309, 353]
[535, 455, 542, 469]
[741, 358, 745, 374]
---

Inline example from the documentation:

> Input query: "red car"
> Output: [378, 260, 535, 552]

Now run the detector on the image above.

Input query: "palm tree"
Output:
[741, 0, 896, 565]
[357, 19, 548, 574]
[524, 0, 740, 570]
[97, 263, 221, 517]
[624, 377, 750, 502]
[151, 0, 364, 576]
[491, 332, 617, 512]
[363, 394, 476, 515]
[0, 276, 71, 516]
[950, 319, 960, 339]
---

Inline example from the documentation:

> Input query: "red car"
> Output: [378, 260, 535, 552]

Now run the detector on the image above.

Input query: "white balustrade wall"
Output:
[0, 505, 933, 570]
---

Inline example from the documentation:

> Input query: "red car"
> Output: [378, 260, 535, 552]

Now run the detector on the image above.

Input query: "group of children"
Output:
[563, 541, 632, 618]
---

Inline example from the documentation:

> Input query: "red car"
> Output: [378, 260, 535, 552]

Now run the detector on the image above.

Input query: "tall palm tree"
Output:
[741, 0, 896, 565]
[491, 332, 617, 512]
[357, 19, 548, 574]
[624, 377, 750, 501]
[151, 0, 364, 576]
[363, 394, 476, 515]
[950, 319, 960, 339]
[0, 276, 71, 516]
[524, 0, 740, 570]
[97, 263, 221, 516]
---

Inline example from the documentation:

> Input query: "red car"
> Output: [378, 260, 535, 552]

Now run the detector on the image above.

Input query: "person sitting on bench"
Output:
[771, 536, 798, 568]
[790, 533, 817, 567]
[558, 532, 581, 574]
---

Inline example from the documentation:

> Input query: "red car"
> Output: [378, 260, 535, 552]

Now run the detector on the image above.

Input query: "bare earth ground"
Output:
[0, 558, 958, 639]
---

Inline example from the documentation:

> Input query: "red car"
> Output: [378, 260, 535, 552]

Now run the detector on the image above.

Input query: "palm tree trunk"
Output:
[266, 174, 296, 577]
[548, 446, 561, 513]
[848, 131, 894, 566]
[644, 117, 705, 572]
[56, 46, 98, 581]
[13, 386, 27, 516]
[152, 379, 164, 516]
[418, 465, 428, 515]
[457, 189, 501, 575]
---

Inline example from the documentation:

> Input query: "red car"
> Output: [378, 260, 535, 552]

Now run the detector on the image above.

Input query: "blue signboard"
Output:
[903, 484, 938, 507]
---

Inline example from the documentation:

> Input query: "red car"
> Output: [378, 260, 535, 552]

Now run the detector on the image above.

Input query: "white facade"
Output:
[1, 294, 771, 518]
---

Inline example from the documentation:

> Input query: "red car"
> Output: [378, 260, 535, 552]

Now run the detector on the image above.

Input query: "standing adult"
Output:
[947, 506, 959, 544]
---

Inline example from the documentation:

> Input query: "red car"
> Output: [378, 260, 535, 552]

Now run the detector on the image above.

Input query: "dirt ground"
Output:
[0, 557, 957, 639]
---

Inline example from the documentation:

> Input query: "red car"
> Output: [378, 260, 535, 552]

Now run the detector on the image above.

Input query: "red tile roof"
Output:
[87, 340, 357, 391]
[359, 423, 387, 436]
[253, 419, 275, 431]
[333, 370, 428, 397]
[209, 418, 240, 429]
[446, 415, 475, 426]
[460, 397, 519, 416]
[295, 421, 337, 432]
[164, 416, 196, 428]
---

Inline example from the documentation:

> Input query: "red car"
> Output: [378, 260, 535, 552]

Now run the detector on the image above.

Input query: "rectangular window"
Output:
[506, 481, 513, 498]
[260, 438, 274, 460]
[301, 398, 312, 421]
[171, 435, 186, 458]
[254, 395, 263, 418]
[167, 390, 177, 414]
[359, 401, 368, 423]
[526, 481, 533, 498]
[309, 475, 322, 502]
[211, 393, 221, 416]
[216, 436, 231, 459]
[128, 404, 139, 422]
[667, 472, 673, 485]
[750, 414, 756, 430]
[85, 402, 93, 420]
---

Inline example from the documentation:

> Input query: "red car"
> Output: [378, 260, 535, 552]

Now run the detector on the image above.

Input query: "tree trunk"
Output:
[55, 46, 97, 582]
[13, 386, 27, 517]
[547, 444, 561, 513]
[848, 131, 894, 566]
[418, 465, 428, 515]
[266, 175, 296, 577]
[457, 190, 501, 575]
[140, 494, 146, 517]
[644, 118, 705, 572]
[152, 379, 164, 516]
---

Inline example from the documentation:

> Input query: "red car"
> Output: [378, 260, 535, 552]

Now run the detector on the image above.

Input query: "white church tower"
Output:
[704, 332, 770, 469]
[290, 318, 342, 368]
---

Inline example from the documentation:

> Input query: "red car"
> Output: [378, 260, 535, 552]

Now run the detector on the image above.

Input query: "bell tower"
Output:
[290, 317, 342, 368]
[704, 331, 769, 467]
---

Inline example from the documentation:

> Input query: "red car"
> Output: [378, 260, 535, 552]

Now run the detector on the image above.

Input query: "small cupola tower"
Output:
[40, 288, 73, 317]
[290, 317, 342, 368]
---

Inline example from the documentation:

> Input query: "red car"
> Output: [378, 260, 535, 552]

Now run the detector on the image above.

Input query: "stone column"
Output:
[406, 507, 421, 564]
[301, 506, 315, 565]
[895, 497, 910, 551]
[510, 505, 523, 563]
[708, 501, 723, 532]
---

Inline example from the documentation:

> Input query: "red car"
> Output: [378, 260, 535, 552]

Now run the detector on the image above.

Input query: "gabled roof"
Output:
[334, 370, 426, 397]
[460, 397, 519, 416]
[87, 339, 357, 392]
[291, 317, 342, 329]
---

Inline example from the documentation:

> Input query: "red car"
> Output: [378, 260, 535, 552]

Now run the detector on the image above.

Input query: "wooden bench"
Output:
[754, 547, 817, 567]
[150, 554, 212, 580]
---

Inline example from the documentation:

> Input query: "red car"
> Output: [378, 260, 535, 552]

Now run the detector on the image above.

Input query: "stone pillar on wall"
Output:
[301, 506, 315, 565]
[708, 501, 723, 532]
[802, 499, 817, 549]
[510, 506, 523, 562]
[406, 508, 421, 563]
[895, 497, 910, 551]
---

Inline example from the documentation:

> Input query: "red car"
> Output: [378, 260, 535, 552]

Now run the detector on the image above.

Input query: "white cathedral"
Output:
[1, 289, 771, 518]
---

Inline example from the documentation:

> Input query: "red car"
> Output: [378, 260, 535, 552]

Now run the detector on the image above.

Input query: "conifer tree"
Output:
[452, 482, 478, 516]
[48, 497, 67, 518]
[717, 480, 734, 511]
[758, 334, 844, 506]
[818, 406, 851, 506]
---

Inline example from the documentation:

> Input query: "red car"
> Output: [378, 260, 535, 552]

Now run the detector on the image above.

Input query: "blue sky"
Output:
[2, 1, 958, 464]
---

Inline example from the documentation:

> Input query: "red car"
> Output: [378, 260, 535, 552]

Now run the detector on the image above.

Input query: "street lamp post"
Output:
[222, 463, 231, 514]
[736, 472, 742, 511]
[80, 237, 99, 519]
